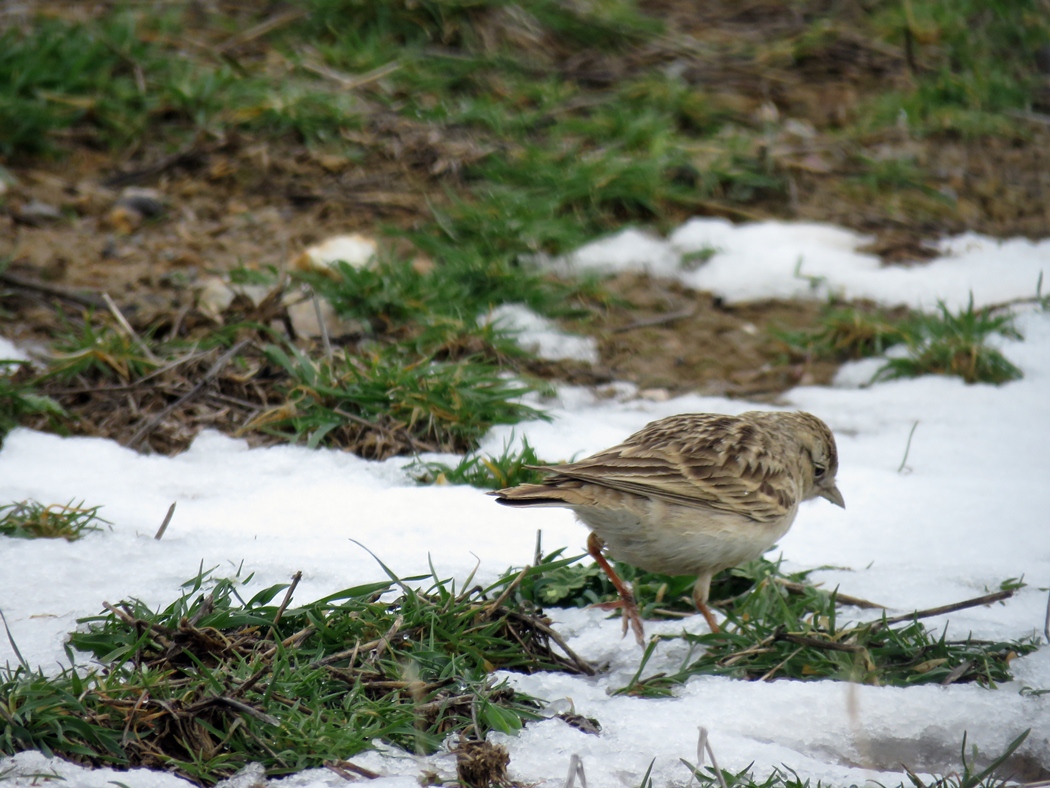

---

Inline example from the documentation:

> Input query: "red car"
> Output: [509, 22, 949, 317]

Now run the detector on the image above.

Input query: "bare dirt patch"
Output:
[566, 274, 840, 399]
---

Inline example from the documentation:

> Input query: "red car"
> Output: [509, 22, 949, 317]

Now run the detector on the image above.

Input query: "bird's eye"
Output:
[814, 463, 827, 478]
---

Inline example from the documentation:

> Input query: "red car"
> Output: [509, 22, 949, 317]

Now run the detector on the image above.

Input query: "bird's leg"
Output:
[587, 532, 645, 646]
[692, 574, 721, 634]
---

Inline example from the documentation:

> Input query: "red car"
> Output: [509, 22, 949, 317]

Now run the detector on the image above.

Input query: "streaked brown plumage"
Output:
[491, 410, 844, 644]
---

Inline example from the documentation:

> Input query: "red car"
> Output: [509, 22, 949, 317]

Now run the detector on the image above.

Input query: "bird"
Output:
[490, 410, 844, 644]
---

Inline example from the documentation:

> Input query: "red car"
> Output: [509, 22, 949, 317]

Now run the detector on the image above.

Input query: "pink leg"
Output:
[692, 574, 721, 633]
[588, 533, 645, 646]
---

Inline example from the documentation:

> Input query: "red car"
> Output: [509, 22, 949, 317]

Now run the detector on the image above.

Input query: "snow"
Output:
[0, 336, 28, 362]
[2, 221, 1049, 787]
[483, 303, 600, 363]
[558, 220, 1049, 310]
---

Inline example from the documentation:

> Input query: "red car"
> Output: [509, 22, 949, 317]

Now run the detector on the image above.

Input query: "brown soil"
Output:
[569, 274, 839, 399]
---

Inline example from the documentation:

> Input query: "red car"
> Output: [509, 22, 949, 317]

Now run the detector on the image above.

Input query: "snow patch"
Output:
[484, 303, 599, 363]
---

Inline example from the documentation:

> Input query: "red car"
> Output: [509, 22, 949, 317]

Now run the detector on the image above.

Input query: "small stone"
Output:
[196, 276, 236, 320]
[783, 118, 817, 139]
[290, 233, 378, 275]
[17, 200, 63, 224]
[117, 187, 165, 218]
[104, 205, 143, 234]
[286, 294, 358, 340]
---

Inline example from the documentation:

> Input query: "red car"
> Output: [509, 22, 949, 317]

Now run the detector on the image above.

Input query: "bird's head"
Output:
[792, 412, 845, 508]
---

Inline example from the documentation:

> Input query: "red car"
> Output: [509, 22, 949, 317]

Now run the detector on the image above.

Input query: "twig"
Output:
[313, 638, 376, 667]
[982, 294, 1050, 315]
[103, 133, 207, 188]
[154, 502, 176, 540]
[758, 646, 803, 682]
[870, 588, 1016, 632]
[528, 616, 595, 676]
[1044, 585, 1050, 644]
[103, 602, 176, 639]
[120, 688, 151, 746]
[563, 753, 587, 788]
[694, 199, 769, 222]
[898, 420, 919, 474]
[271, 571, 302, 629]
[940, 659, 972, 686]
[651, 608, 694, 618]
[982, 275, 1046, 315]
[1005, 109, 1050, 127]
[484, 565, 529, 618]
[325, 760, 381, 780]
[612, 306, 696, 333]
[696, 727, 729, 788]
[50, 348, 217, 394]
[259, 625, 315, 659]
[0, 270, 106, 309]
[370, 614, 404, 663]
[775, 578, 885, 609]
[333, 407, 436, 453]
[231, 665, 270, 699]
[299, 56, 402, 91]
[311, 290, 334, 364]
[217, 8, 306, 52]
[102, 292, 159, 363]
[189, 695, 280, 727]
[717, 635, 777, 667]
[127, 339, 249, 448]
[777, 632, 867, 654]
[470, 695, 482, 740]
[410, 692, 473, 716]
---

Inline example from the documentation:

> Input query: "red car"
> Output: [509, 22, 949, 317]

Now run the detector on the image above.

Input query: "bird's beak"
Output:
[819, 483, 845, 509]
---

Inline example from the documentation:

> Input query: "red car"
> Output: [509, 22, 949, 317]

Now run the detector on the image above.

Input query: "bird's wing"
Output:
[535, 414, 797, 523]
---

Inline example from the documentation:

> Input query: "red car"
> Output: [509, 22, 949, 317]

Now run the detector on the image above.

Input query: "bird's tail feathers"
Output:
[489, 483, 581, 508]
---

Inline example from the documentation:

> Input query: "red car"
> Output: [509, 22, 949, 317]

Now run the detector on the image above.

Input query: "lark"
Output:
[491, 411, 844, 644]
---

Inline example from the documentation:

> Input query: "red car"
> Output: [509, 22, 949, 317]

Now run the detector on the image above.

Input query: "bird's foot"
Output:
[589, 595, 645, 645]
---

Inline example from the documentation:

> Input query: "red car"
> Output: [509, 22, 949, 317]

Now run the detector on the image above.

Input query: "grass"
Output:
[510, 551, 1038, 694]
[255, 343, 546, 454]
[875, 298, 1023, 385]
[0, 552, 1036, 785]
[0, 500, 106, 541]
[43, 319, 162, 383]
[0, 12, 364, 157]
[776, 297, 1028, 385]
[776, 303, 913, 362]
[301, 253, 596, 329]
[0, 561, 591, 785]
[408, 433, 551, 489]
[6, 301, 549, 457]
[866, 0, 1050, 136]
[0, 360, 67, 442]
[619, 570, 1035, 697]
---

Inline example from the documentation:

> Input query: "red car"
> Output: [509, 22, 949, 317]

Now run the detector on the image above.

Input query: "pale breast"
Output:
[574, 496, 799, 577]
